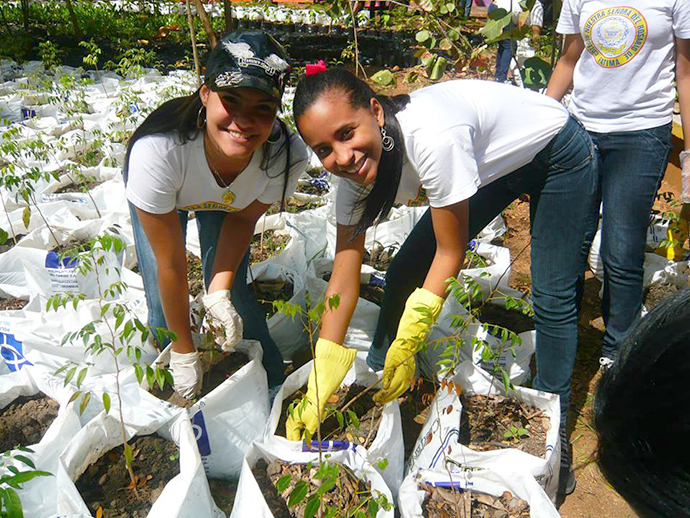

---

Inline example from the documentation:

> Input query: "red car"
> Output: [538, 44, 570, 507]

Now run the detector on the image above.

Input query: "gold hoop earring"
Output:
[196, 106, 206, 129]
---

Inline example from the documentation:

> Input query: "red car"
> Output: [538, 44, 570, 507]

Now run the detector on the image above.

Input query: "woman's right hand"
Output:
[170, 349, 203, 400]
[285, 338, 357, 441]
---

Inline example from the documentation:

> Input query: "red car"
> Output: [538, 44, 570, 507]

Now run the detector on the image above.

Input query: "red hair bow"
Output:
[305, 60, 327, 76]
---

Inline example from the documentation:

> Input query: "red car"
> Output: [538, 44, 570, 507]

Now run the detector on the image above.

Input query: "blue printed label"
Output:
[191, 410, 212, 457]
[0, 333, 33, 371]
[45, 251, 80, 293]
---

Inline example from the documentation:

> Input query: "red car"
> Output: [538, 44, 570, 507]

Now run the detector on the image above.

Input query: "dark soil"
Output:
[475, 303, 535, 334]
[53, 236, 93, 256]
[363, 243, 398, 271]
[0, 394, 59, 452]
[250, 230, 291, 264]
[208, 478, 238, 517]
[398, 379, 437, 459]
[421, 485, 530, 518]
[252, 458, 380, 518]
[276, 384, 383, 448]
[0, 234, 24, 254]
[322, 272, 384, 306]
[0, 296, 28, 311]
[459, 394, 547, 458]
[186, 251, 204, 298]
[55, 177, 104, 194]
[295, 180, 329, 196]
[644, 282, 680, 312]
[249, 279, 295, 318]
[76, 434, 180, 518]
[150, 351, 249, 407]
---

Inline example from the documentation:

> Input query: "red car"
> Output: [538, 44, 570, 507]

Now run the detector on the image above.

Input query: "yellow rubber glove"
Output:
[373, 288, 444, 405]
[285, 338, 356, 441]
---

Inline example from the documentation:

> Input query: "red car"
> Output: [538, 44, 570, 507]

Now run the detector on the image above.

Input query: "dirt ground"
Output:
[499, 179, 682, 517]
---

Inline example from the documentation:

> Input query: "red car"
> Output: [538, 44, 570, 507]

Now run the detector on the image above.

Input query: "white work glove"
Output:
[203, 289, 243, 352]
[681, 150, 690, 204]
[169, 350, 202, 400]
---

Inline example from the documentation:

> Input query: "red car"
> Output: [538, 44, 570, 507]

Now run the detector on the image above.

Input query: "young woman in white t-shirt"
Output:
[125, 31, 307, 399]
[546, 1, 690, 370]
[285, 68, 596, 493]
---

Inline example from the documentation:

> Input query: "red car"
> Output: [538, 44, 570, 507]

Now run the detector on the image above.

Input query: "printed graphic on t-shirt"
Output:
[583, 7, 647, 68]
[407, 185, 429, 207]
[181, 190, 240, 212]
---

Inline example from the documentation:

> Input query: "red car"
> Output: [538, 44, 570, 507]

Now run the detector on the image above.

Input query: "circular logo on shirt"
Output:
[583, 7, 647, 68]
[222, 190, 236, 206]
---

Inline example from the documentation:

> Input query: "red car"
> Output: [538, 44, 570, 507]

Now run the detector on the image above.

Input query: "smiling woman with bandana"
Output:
[124, 31, 307, 400]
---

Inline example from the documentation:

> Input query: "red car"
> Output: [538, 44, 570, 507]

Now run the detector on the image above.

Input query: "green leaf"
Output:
[415, 30, 431, 43]
[123, 442, 134, 468]
[276, 474, 292, 493]
[304, 494, 321, 518]
[155, 368, 166, 390]
[102, 392, 111, 414]
[21, 206, 31, 230]
[0, 227, 8, 244]
[346, 409, 360, 430]
[76, 367, 88, 389]
[63, 366, 77, 385]
[371, 69, 395, 87]
[79, 392, 91, 415]
[288, 480, 309, 507]
[1, 486, 23, 518]
[13, 455, 35, 470]
[376, 458, 389, 470]
[429, 56, 448, 81]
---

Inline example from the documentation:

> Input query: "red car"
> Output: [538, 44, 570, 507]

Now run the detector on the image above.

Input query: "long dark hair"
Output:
[124, 88, 293, 208]
[293, 69, 409, 236]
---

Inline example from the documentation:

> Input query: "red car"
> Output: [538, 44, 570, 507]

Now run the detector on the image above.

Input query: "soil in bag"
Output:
[362, 243, 397, 272]
[55, 176, 104, 194]
[250, 230, 291, 264]
[458, 394, 547, 457]
[249, 279, 295, 318]
[150, 350, 250, 408]
[276, 384, 383, 449]
[644, 282, 680, 312]
[253, 458, 389, 518]
[208, 478, 239, 516]
[0, 234, 25, 254]
[76, 435, 180, 518]
[421, 484, 530, 518]
[0, 393, 59, 452]
[475, 303, 535, 334]
[0, 296, 28, 310]
[322, 272, 384, 306]
[398, 378, 438, 459]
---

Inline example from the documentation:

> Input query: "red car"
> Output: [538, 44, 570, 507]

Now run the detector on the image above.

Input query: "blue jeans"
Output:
[587, 123, 672, 361]
[366, 116, 598, 435]
[488, 3, 516, 82]
[124, 179, 286, 388]
[460, 0, 472, 17]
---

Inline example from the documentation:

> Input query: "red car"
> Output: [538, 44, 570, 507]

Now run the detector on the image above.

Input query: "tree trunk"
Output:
[64, 0, 82, 40]
[193, 0, 218, 49]
[20, 0, 30, 33]
[223, 0, 234, 32]
[186, 0, 202, 88]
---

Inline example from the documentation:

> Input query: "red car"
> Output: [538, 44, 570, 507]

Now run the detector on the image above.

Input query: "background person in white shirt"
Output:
[286, 69, 598, 498]
[546, 1, 690, 370]
[125, 31, 307, 399]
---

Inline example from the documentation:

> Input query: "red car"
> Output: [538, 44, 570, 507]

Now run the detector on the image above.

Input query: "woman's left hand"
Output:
[203, 289, 244, 351]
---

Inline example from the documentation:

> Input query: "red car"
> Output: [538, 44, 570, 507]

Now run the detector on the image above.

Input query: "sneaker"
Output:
[599, 357, 615, 372]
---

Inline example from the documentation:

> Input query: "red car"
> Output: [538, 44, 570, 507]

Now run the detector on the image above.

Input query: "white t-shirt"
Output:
[557, 0, 690, 132]
[126, 129, 308, 214]
[336, 80, 569, 226]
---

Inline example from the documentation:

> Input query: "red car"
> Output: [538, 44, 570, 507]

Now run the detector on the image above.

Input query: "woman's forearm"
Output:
[158, 261, 195, 353]
[546, 34, 584, 101]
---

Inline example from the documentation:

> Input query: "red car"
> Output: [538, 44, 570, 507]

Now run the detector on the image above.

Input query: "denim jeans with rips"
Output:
[124, 176, 286, 388]
[587, 123, 673, 361]
[366, 116, 598, 441]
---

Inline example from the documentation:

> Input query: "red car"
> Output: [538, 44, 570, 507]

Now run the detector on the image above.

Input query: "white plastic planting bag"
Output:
[248, 262, 309, 361]
[461, 241, 512, 292]
[305, 273, 380, 352]
[424, 297, 535, 385]
[145, 340, 269, 480]
[56, 405, 224, 517]
[265, 355, 404, 496]
[398, 466, 559, 518]
[0, 366, 83, 517]
[231, 439, 394, 518]
[408, 361, 560, 500]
